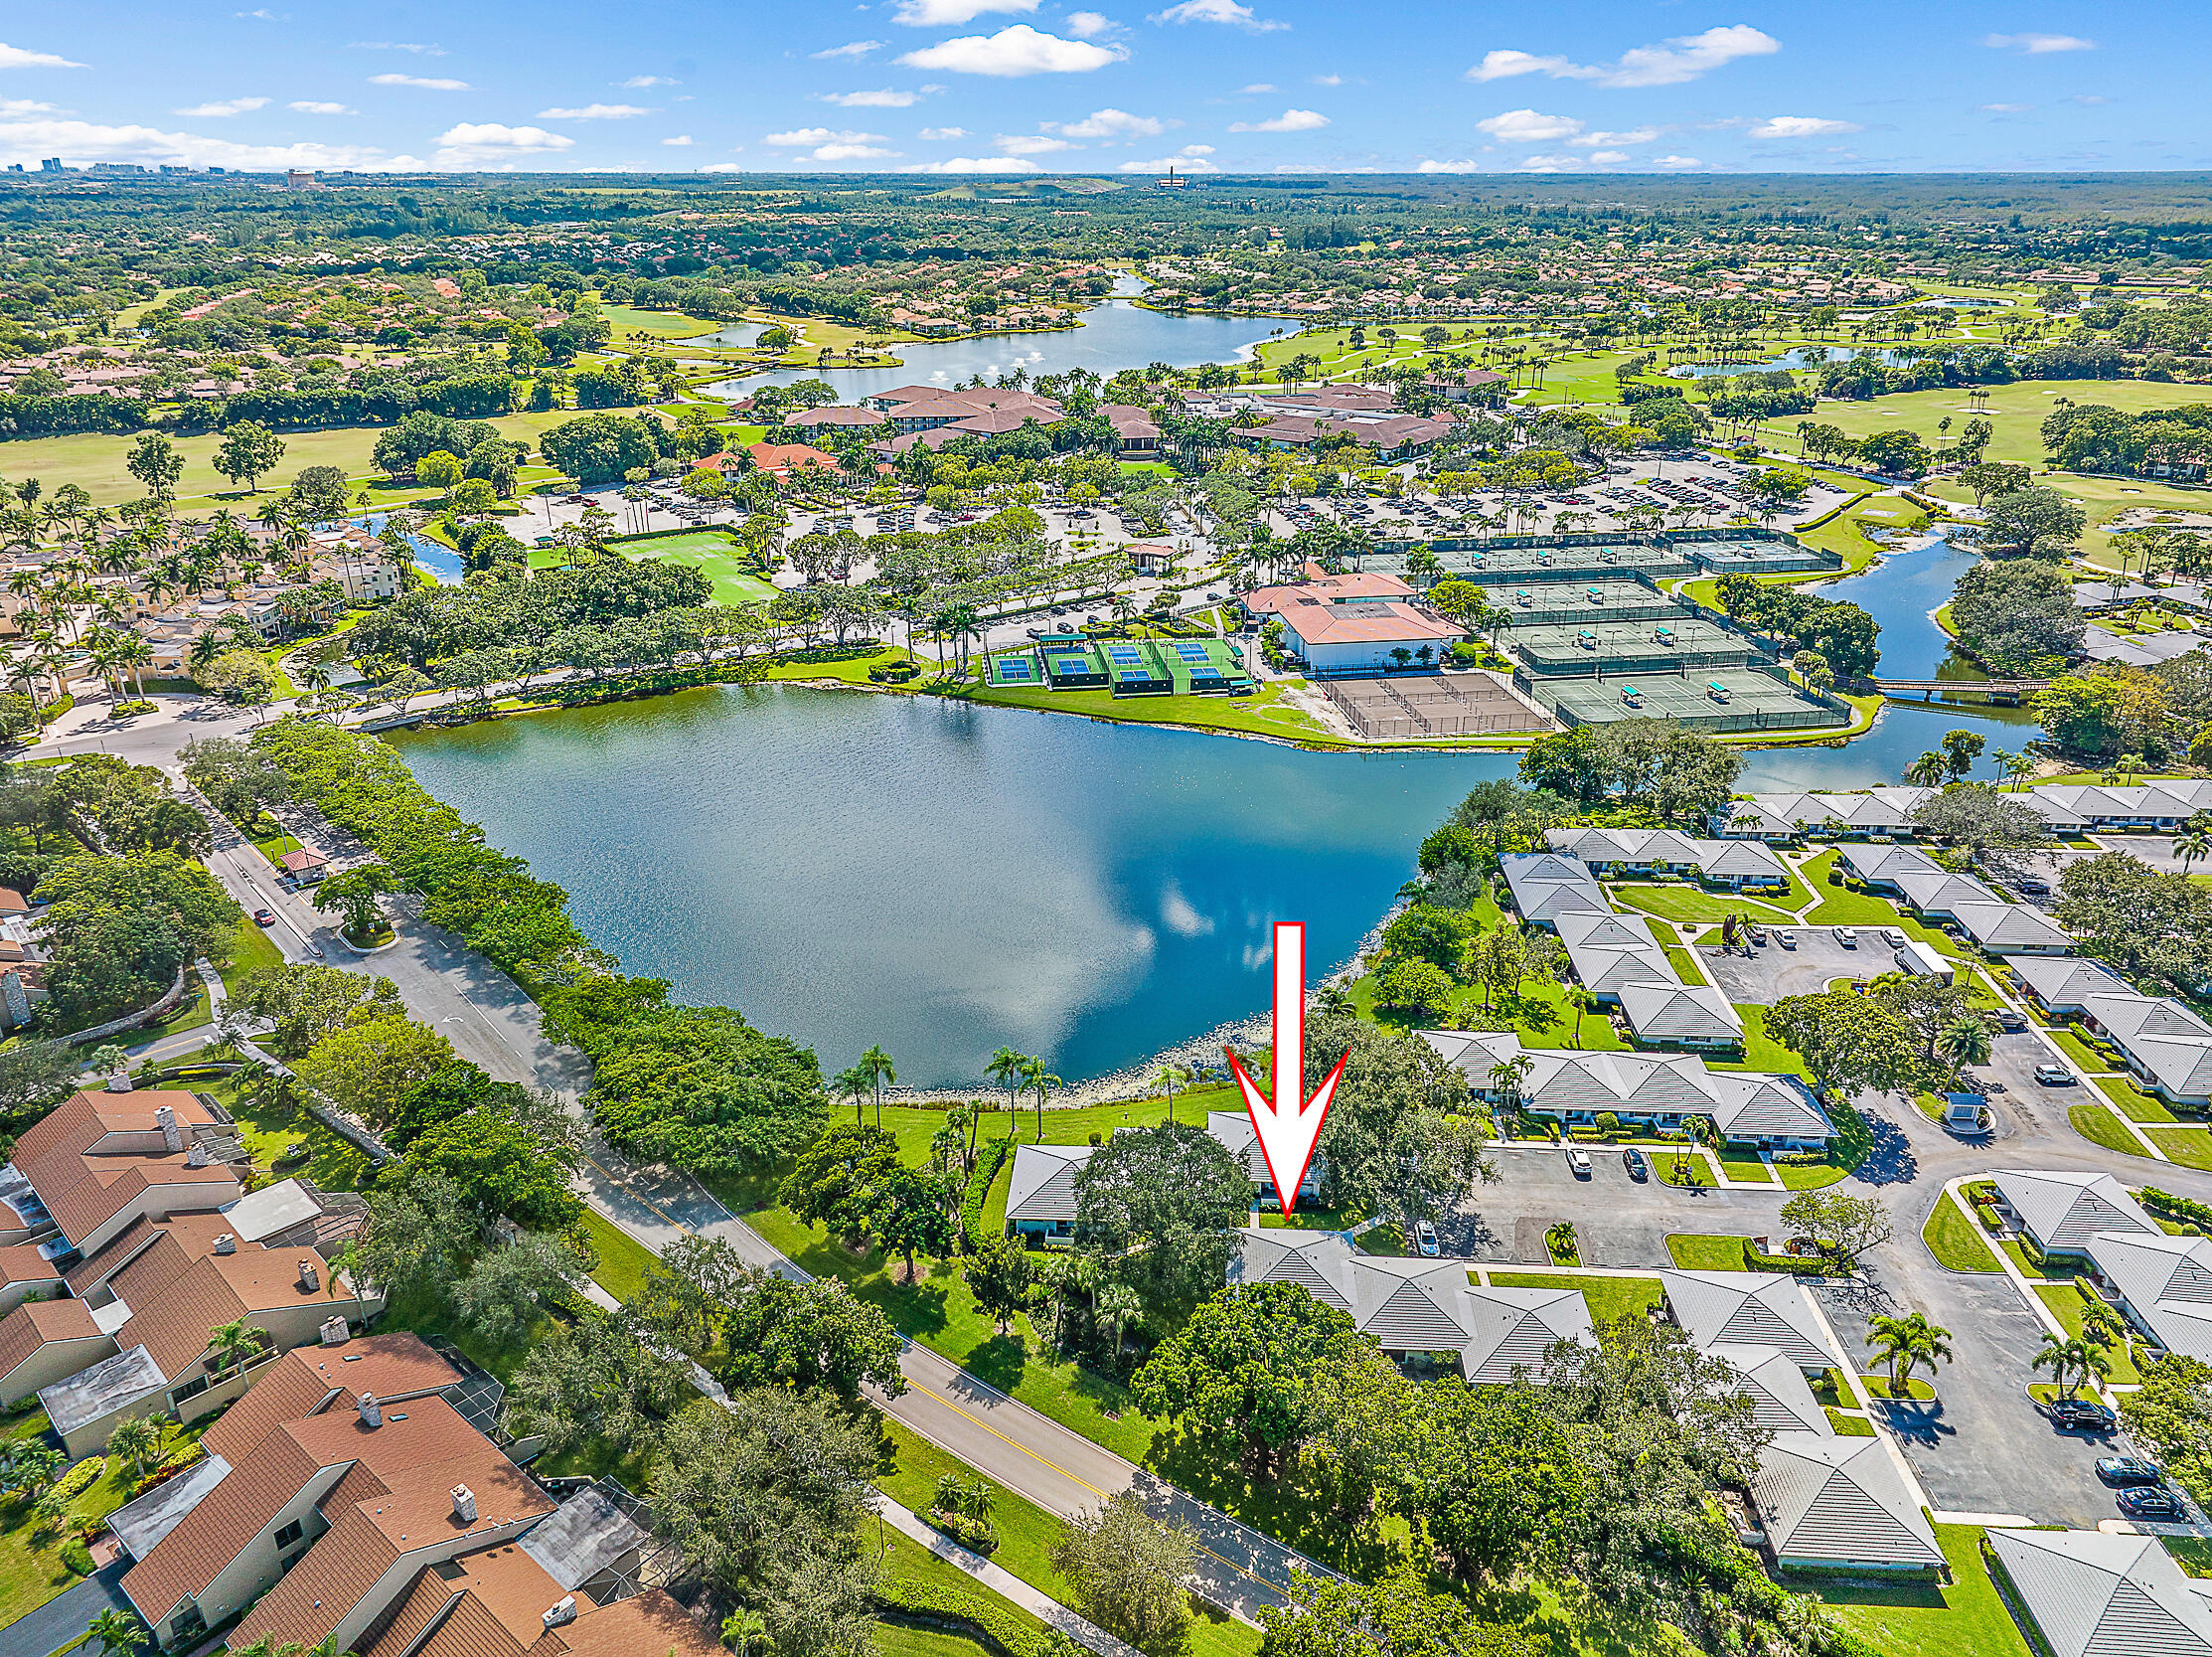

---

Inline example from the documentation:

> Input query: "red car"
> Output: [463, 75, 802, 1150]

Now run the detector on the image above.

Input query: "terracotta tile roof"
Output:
[0, 1296, 101, 1383]
[203, 1334, 460, 1467]
[0, 1243, 63, 1286]
[354, 1564, 461, 1657]
[553, 1591, 724, 1657]
[11, 1090, 237, 1246]
[122, 1425, 323, 1626]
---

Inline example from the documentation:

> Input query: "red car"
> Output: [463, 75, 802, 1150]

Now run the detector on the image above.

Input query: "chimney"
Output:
[319, 1315, 349, 1346]
[107, 1068, 133, 1093]
[184, 1143, 209, 1168]
[450, 1484, 477, 1524]
[213, 1233, 236, 1255]
[156, 1104, 183, 1151]
[296, 1258, 319, 1293]
[543, 1597, 576, 1631]
[358, 1393, 382, 1428]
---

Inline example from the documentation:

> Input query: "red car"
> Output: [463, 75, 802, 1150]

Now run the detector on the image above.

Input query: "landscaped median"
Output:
[1919, 1189, 2001, 1273]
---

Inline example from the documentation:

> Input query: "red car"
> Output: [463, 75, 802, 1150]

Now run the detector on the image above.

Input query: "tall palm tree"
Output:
[2174, 811, 2212, 879]
[86, 1609, 143, 1657]
[1486, 1054, 1533, 1114]
[988, 1047, 1030, 1139]
[1152, 1063, 1189, 1125]
[2031, 1331, 2110, 1400]
[206, 1318, 265, 1376]
[1565, 985, 1597, 1050]
[107, 1415, 164, 1480]
[1935, 1013, 1994, 1077]
[1867, 1311, 1954, 1401]
[1024, 1058, 1062, 1141]
[860, 1045, 896, 1130]
[1904, 750, 1949, 788]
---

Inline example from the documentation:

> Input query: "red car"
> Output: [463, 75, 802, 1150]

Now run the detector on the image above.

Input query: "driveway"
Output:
[1698, 927, 1885, 1005]
[0, 1563, 129, 1657]
[1956, 1031, 2084, 1142]
[1445, 1145, 1787, 1267]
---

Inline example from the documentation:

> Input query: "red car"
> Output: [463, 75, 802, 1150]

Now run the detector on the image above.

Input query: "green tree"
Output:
[410, 1103, 585, 1231]
[293, 1013, 459, 1131]
[1983, 486, 2086, 559]
[1765, 989, 1925, 1100]
[86, 1609, 144, 1657]
[106, 1415, 165, 1480]
[1372, 958, 1455, 1023]
[988, 1046, 1031, 1137]
[207, 1317, 267, 1375]
[2032, 1331, 2111, 1400]
[2120, 1355, 2212, 1507]
[312, 862, 394, 942]
[1072, 1120, 1251, 1326]
[125, 433, 185, 502]
[214, 421, 287, 493]
[717, 1269, 907, 1401]
[453, 1232, 588, 1347]
[1050, 1492, 1196, 1654]
[1935, 1012, 1994, 1075]
[873, 1164, 957, 1284]
[505, 1306, 689, 1457]
[1867, 1311, 1954, 1400]
[966, 1236, 1035, 1336]
[781, 1121, 900, 1239]
[859, 1044, 895, 1129]
[1258, 1568, 1537, 1657]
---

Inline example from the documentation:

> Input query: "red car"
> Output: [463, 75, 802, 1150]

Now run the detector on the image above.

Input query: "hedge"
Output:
[874, 1531, 1044, 1657]
[961, 1138, 1014, 1251]
[2143, 1187, 2212, 1229]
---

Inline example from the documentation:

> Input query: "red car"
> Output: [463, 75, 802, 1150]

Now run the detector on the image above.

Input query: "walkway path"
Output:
[875, 1496, 1146, 1657]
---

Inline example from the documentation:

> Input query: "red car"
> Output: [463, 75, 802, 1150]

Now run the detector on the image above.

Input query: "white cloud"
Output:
[2070, 92, 2112, 104]
[1227, 106, 1327, 132]
[1467, 25, 1778, 88]
[1747, 114, 1861, 139]
[996, 133, 1076, 153]
[537, 103, 653, 118]
[0, 99, 61, 115]
[1651, 154, 1703, 169]
[820, 88, 924, 106]
[1416, 157, 1483, 173]
[890, 0, 1038, 22]
[432, 122, 575, 165]
[237, 9, 287, 19]
[0, 43, 85, 70]
[1585, 150, 1628, 164]
[764, 126, 885, 147]
[811, 41, 884, 59]
[1237, 83, 1277, 93]
[1517, 153, 1587, 172]
[1475, 108, 1581, 143]
[349, 41, 444, 54]
[1310, 73, 1343, 85]
[370, 73, 469, 89]
[0, 116, 402, 170]
[1150, 0, 1285, 31]
[1117, 143, 1215, 171]
[620, 76, 679, 87]
[174, 96, 269, 117]
[918, 125, 971, 139]
[813, 142, 899, 160]
[1983, 32, 2095, 53]
[288, 100, 358, 115]
[898, 25, 1125, 76]
[1064, 12, 1120, 38]
[661, 134, 694, 145]
[703, 161, 744, 172]
[1569, 125, 1659, 147]
[1047, 107, 1166, 138]
[1978, 101, 2033, 112]
[911, 154, 1041, 172]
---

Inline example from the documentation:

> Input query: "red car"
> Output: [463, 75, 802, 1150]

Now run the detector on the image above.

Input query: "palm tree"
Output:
[1486, 1054, 1533, 1114]
[2032, 1331, 2110, 1400]
[206, 1318, 265, 1376]
[1866, 1311, 1954, 1401]
[1024, 1058, 1062, 1141]
[86, 1609, 143, 1657]
[988, 1047, 1030, 1139]
[830, 1064, 869, 1127]
[721, 1607, 770, 1657]
[107, 1414, 164, 1480]
[1565, 985, 1596, 1050]
[860, 1045, 896, 1129]
[1152, 1062, 1189, 1125]
[2174, 811, 2212, 879]
[1935, 1013, 1994, 1077]
[1904, 750, 1950, 788]
[1095, 1280, 1142, 1357]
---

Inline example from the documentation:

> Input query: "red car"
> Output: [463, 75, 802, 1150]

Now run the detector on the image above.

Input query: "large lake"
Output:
[392, 678, 2028, 1086]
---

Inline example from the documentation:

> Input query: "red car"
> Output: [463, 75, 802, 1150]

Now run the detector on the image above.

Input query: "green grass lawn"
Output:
[1665, 1234, 1753, 1269]
[576, 1210, 662, 1303]
[2145, 1126, 2212, 1170]
[215, 1074, 379, 1192]
[1826, 1408, 1878, 1436]
[1859, 1375, 1938, 1403]
[2069, 1101, 2150, 1157]
[1998, 1239, 2050, 1280]
[216, 912, 287, 1001]
[956, 678, 1343, 746]
[1921, 1192, 2000, 1273]
[2044, 1025, 2119, 1077]
[1607, 883, 1801, 925]
[560, 530, 785, 605]
[2092, 1072, 2178, 1123]
[1811, 1524, 2030, 1657]
[1489, 1271, 1666, 1326]
[0, 1423, 146, 1629]
[1717, 1152, 1775, 1185]
[2033, 1282, 2142, 1384]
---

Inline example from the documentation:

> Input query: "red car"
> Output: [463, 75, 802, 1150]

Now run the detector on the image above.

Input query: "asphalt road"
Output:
[0, 1563, 130, 1657]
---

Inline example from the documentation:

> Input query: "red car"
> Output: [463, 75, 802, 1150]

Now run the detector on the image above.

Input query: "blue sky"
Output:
[0, 2, 2199, 176]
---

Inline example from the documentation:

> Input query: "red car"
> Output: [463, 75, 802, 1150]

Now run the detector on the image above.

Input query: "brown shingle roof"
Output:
[11, 1090, 237, 1246]
[122, 1426, 323, 1626]
[0, 1296, 101, 1384]
[0, 1243, 63, 1286]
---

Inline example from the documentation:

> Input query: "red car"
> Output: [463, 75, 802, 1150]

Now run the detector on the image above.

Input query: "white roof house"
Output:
[1834, 844, 1943, 890]
[1341, 1255, 1598, 1382]
[1750, 1433, 1943, 1573]
[2080, 991, 2212, 1106]
[2085, 1229, 2212, 1363]
[1991, 1169, 2158, 1255]
[1987, 1527, 2212, 1657]
[1207, 1111, 1320, 1202]
[1616, 980, 1744, 1051]
[1704, 1344, 1832, 1435]
[1891, 868, 2003, 919]
[1555, 910, 1659, 952]
[1950, 900, 2073, 956]
[1543, 828, 1787, 889]
[1226, 1227, 1358, 1313]
[1661, 1270, 1834, 1372]
[1562, 937, 1678, 1003]
[1499, 854, 1611, 929]
[2008, 955, 2131, 1015]
[1454, 1283, 1597, 1384]
[1005, 1144, 1094, 1234]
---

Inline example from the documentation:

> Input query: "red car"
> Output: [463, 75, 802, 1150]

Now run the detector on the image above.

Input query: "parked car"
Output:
[1746, 922, 1768, 945]
[1775, 928, 1797, 950]
[2098, 1455, 2165, 1486]
[252, 909, 277, 927]
[2120, 1487, 2183, 1520]
[1415, 1221, 1440, 1257]
[2050, 1397, 2117, 1432]
[1833, 926, 1857, 947]
[1623, 1147, 1649, 1180]
[1991, 1010, 2027, 1033]
[1567, 1147, 1592, 1177]
[2035, 1064, 2078, 1086]
[2016, 877, 2051, 896]
[1879, 928, 1907, 948]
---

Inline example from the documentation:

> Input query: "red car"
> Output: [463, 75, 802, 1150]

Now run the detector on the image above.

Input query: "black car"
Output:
[2120, 1487, 2183, 1520]
[2098, 1455, 2164, 1486]
[1623, 1148, 1649, 1181]
[2051, 1397, 2118, 1432]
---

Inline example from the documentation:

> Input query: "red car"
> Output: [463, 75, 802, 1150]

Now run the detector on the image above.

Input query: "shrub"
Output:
[52, 1456, 102, 1500]
[931, 1508, 1001, 1554]
[59, 1539, 91, 1576]
[1593, 1111, 1621, 1136]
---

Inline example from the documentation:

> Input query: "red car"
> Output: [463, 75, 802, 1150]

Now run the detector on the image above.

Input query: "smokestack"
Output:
[156, 1105, 183, 1151]
[451, 1485, 477, 1524]
[358, 1393, 382, 1428]
[213, 1234, 236, 1254]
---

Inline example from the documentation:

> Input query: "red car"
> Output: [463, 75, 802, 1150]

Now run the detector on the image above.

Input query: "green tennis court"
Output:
[538, 531, 779, 605]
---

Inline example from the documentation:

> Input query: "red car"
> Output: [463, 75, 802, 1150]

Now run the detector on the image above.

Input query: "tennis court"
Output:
[988, 654, 1039, 686]
[1542, 667, 1848, 733]
[1320, 672, 1552, 739]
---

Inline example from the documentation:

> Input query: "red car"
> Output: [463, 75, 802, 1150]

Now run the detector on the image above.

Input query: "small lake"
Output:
[393, 679, 2030, 1085]
[706, 274, 1282, 401]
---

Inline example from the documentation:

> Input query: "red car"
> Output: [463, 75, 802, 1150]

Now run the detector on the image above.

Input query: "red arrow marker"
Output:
[1227, 921, 1345, 1219]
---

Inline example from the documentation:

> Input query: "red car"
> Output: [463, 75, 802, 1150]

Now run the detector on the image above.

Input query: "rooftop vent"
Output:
[212, 1234, 236, 1255]
[543, 1596, 576, 1631]
[358, 1392, 382, 1429]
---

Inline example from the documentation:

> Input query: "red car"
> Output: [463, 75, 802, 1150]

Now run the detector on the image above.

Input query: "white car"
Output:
[1879, 928, 1907, 948]
[1567, 1148, 1592, 1177]
[1833, 926, 1857, 947]
[1415, 1221, 1440, 1257]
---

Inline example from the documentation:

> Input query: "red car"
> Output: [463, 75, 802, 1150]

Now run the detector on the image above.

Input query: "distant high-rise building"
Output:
[39, 157, 62, 172]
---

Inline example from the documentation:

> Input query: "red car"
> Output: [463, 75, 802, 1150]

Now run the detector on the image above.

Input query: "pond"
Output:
[391, 681, 2030, 1085]
[357, 511, 465, 586]
[705, 274, 1282, 401]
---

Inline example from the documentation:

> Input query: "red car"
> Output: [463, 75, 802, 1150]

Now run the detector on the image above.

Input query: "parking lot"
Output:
[1443, 1144, 1785, 1266]
[1697, 926, 1891, 1005]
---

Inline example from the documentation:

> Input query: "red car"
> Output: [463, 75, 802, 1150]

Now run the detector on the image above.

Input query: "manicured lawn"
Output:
[1490, 1271, 1666, 1327]
[1666, 1234, 1753, 1269]
[2094, 1072, 2178, 1124]
[1707, 1003, 1814, 1082]
[2033, 1282, 2142, 1384]
[1858, 1375, 1937, 1403]
[2145, 1126, 2212, 1170]
[576, 1210, 662, 1304]
[1812, 1523, 2031, 1657]
[875, 1526, 1049, 1656]
[0, 1422, 144, 1629]
[958, 679, 1343, 746]
[2069, 1101, 2150, 1157]
[1826, 1408, 1877, 1436]
[1607, 883, 1800, 925]
[1998, 1240, 2049, 1280]
[582, 531, 782, 605]
[2045, 1026, 2119, 1077]
[1921, 1192, 2000, 1273]
[1717, 1153, 1775, 1185]
[215, 1075, 380, 1193]
[217, 912, 287, 999]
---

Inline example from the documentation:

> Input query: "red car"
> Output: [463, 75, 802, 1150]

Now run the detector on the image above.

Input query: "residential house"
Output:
[2074, 990, 2212, 1107]
[1749, 1433, 1943, 1574]
[1497, 853, 1611, 931]
[1989, 1169, 2158, 1258]
[2005, 955, 2132, 1019]
[1986, 1527, 2212, 1657]
[2083, 1229, 2212, 1364]
[7, 1087, 245, 1263]
[1702, 1344, 1832, 1435]
[1206, 1112, 1321, 1208]
[1660, 1270, 1835, 1373]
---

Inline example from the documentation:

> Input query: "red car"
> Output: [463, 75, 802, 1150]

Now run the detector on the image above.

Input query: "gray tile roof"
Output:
[2007, 955, 2130, 1009]
[1350, 1258, 1477, 1354]
[1704, 1343, 1832, 1434]
[1226, 1227, 1358, 1313]
[1616, 980, 1743, 1044]
[1457, 1284, 1596, 1384]
[1992, 1169, 2158, 1253]
[1988, 1528, 2212, 1657]
[1751, 1432, 1941, 1569]
[2086, 1230, 2212, 1362]
[1951, 901, 2072, 952]
[1005, 1145, 1094, 1224]
[1661, 1270, 1833, 1370]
